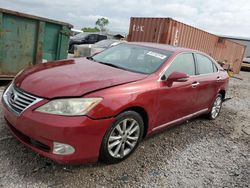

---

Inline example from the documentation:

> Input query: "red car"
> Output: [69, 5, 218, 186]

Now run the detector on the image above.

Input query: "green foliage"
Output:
[81, 27, 100, 32]
[81, 17, 109, 33]
[95, 17, 109, 31]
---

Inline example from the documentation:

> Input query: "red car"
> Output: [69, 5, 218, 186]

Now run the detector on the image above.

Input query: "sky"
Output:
[1, 0, 250, 38]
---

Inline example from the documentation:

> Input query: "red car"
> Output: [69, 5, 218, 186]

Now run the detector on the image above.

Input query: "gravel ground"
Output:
[0, 72, 249, 188]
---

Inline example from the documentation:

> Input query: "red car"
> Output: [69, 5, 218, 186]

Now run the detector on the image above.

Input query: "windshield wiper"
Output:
[87, 57, 130, 71]
[98, 62, 129, 71]
[86, 56, 95, 61]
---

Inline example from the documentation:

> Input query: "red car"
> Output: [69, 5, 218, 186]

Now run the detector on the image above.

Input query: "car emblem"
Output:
[13, 91, 18, 102]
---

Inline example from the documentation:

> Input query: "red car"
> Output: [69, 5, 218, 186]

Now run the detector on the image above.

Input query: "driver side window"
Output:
[164, 53, 196, 78]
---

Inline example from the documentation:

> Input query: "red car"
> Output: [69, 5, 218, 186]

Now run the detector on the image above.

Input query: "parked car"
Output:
[241, 56, 250, 71]
[243, 56, 250, 63]
[70, 28, 83, 36]
[68, 33, 107, 53]
[74, 39, 125, 57]
[1, 42, 229, 164]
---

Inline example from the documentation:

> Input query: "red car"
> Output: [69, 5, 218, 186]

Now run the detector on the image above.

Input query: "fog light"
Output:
[53, 142, 75, 155]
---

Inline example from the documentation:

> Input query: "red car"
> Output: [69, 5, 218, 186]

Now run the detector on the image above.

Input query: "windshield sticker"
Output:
[147, 51, 167, 59]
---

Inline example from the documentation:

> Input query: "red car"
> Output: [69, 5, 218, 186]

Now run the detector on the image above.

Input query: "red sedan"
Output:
[1, 42, 229, 164]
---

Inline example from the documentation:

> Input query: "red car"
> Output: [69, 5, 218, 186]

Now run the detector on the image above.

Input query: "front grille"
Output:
[3, 83, 43, 115]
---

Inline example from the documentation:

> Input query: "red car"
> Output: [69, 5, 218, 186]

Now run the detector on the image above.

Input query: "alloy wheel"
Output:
[107, 118, 140, 158]
[211, 96, 222, 119]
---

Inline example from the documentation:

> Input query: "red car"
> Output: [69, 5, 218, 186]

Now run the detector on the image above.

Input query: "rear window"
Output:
[71, 32, 88, 40]
[196, 54, 214, 74]
[213, 63, 218, 72]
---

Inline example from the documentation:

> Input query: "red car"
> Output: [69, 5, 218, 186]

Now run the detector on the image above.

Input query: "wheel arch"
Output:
[118, 106, 149, 138]
[218, 89, 226, 99]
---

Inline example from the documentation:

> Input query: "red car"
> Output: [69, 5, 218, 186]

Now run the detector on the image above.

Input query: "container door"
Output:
[43, 24, 70, 62]
[56, 26, 71, 60]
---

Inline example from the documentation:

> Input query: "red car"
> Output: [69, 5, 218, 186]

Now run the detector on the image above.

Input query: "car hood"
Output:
[15, 58, 147, 98]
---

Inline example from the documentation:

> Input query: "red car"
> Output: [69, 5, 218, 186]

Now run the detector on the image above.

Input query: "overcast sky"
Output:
[1, 0, 250, 37]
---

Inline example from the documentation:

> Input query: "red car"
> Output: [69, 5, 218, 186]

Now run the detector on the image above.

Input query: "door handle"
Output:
[216, 76, 221, 81]
[192, 81, 200, 88]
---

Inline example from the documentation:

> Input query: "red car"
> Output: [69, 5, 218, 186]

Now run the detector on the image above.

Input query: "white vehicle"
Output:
[243, 56, 250, 63]
[74, 39, 125, 57]
[71, 28, 83, 36]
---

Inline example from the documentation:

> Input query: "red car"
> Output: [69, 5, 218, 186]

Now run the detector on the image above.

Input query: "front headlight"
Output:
[35, 98, 102, 116]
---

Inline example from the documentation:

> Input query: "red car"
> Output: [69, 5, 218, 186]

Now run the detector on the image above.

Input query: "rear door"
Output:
[194, 53, 220, 110]
[156, 53, 199, 126]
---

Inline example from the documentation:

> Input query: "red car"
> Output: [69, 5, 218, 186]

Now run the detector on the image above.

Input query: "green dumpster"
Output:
[0, 8, 73, 80]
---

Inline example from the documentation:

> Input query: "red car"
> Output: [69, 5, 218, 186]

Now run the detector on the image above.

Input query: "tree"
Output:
[81, 27, 100, 32]
[95, 17, 109, 32]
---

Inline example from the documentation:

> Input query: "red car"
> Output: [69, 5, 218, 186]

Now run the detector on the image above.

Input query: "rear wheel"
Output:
[69, 44, 74, 54]
[100, 111, 144, 164]
[207, 94, 223, 119]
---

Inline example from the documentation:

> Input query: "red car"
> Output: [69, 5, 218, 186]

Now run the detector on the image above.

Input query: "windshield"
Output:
[92, 44, 172, 74]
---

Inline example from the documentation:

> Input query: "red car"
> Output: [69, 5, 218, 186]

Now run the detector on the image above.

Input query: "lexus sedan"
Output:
[1, 43, 229, 164]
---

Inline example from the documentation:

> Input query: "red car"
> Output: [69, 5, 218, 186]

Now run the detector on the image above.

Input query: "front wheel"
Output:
[207, 94, 223, 119]
[100, 111, 144, 164]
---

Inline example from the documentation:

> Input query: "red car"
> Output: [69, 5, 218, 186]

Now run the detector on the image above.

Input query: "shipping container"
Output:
[128, 17, 246, 74]
[0, 8, 73, 79]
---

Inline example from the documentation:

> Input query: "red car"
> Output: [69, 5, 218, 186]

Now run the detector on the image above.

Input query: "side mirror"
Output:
[160, 71, 189, 87]
[167, 71, 189, 82]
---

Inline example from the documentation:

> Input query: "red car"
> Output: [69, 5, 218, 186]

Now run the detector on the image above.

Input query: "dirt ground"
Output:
[0, 72, 249, 188]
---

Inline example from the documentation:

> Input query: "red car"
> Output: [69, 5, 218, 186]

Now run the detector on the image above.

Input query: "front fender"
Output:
[84, 80, 159, 132]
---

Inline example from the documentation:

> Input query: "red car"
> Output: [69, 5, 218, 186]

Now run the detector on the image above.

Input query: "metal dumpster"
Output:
[0, 8, 73, 79]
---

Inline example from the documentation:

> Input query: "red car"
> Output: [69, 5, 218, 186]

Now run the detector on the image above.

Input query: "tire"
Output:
[100, 111, 144, 164]
[207, 94, 223, 120]
[68, 44, 74, 54]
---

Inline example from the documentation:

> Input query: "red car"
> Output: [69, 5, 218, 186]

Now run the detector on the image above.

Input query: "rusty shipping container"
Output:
[128, 17, 246, 73]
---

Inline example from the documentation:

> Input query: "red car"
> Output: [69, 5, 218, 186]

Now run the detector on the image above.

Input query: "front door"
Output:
[155, 53, 199, 127]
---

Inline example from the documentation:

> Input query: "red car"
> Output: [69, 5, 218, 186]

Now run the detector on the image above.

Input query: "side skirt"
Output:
[152, 108, 209, 132]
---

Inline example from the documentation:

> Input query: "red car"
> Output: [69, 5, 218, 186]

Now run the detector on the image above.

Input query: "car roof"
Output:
[128, 42, 201, 53]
